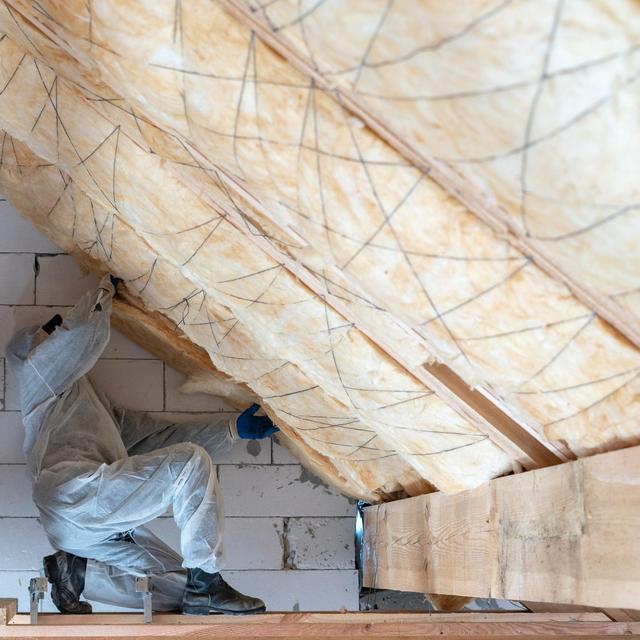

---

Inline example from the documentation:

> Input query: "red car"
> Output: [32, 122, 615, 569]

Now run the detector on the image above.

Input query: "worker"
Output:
[7, 275, 279, 616]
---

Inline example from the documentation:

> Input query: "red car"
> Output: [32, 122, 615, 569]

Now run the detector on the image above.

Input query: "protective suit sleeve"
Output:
[29, 277, 114, 391]
[110, 404, 238, 459]
[6, 276, 115, 425]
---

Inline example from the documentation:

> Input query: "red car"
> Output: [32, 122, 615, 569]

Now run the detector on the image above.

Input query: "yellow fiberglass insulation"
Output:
[0, 0, 638, 498]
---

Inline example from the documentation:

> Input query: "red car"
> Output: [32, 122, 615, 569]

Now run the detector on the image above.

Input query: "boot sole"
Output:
[183, 604, 266, 616]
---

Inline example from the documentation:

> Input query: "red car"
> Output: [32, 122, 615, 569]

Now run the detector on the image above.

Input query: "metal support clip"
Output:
[135, 576, 153, 624]
[29, 577, 48, 625]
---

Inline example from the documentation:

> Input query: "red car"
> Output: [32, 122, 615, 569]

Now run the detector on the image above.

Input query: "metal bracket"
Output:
[355, 499, 369, 587]
[135, 576, 153, 624]
[29, 577, 48, 625]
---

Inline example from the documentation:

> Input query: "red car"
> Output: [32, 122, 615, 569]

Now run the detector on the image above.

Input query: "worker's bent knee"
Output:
[167, 442, 210, 462]
[185, 443, 212, 466]
[169, 443, 214, 480]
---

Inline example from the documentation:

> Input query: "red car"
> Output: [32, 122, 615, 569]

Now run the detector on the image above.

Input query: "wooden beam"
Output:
[362, 445, 640, 610]
[0, 600, 16, 626]
[219, 0, 640, 351]
[1, 609, 638, 638]
[424, 363, 568, 466]
[2, 612, 614, 625]
[523, 602, 640, 623]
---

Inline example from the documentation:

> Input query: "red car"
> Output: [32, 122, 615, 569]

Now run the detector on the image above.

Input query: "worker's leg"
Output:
[84, 561, 187, 611]
[36, 442, 224, 575]
[39, 444, 264, 614]
[82, 527, 187, 611]
[96, 442, 223, 573]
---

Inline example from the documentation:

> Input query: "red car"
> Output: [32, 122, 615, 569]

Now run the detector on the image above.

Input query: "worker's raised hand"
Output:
[236, 404, 279, 440]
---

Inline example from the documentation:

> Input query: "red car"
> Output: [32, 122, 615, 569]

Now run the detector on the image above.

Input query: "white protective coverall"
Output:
[7, 277, 237, 610]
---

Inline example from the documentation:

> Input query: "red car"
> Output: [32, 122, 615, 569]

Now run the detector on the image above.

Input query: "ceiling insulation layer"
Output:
[0, 0, 638, 500]
[245, 0, 640, 335]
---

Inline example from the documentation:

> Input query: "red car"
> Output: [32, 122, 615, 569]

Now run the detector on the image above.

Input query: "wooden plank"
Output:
[523, 603, 607, 617]
[6, 612, 612, 625]
[424, 363, 568, 466]
[2, 612, 638, 638]
[218, 0, 640, 352]
[524, 602, 640, 624]
[362, 446, 640, 609]
[0, 600, 16, 626]
[602, 609, 640, 622]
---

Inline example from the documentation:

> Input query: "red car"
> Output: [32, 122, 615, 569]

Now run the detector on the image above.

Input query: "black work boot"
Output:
[43, 551, 93, 614]
[183, 569, 266, 615]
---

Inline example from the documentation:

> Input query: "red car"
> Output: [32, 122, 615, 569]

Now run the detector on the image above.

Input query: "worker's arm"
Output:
[6, 276, 116, 422]
[111, 403, 278, 458]
[28, 275, 115, 393]
[111, 405, 238, 458]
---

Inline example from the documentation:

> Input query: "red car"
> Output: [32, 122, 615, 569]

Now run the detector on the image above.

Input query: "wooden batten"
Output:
[363, 445, 640, 610]
[423, 363, 566, 468]
[1, 609, 639, 638]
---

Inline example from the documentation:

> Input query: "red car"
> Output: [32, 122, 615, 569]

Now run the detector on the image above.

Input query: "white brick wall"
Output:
[0, 197, 358, 613]
[0, 254, 35, 305]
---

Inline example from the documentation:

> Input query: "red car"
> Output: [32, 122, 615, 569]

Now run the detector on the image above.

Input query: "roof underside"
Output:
[0, 0, 638, 500]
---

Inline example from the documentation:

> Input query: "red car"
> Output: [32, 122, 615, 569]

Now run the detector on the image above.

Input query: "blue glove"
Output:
[236, 404, 279, 439]
[110, 274, 123, 290]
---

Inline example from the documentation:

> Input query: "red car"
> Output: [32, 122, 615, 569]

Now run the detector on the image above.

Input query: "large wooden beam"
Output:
[362, 446, 640, 610]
